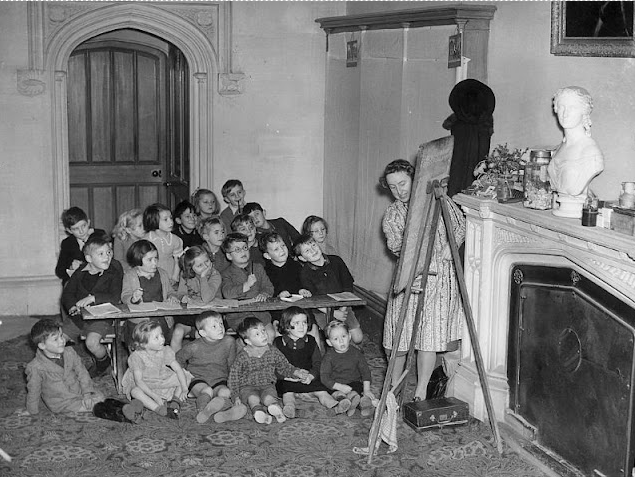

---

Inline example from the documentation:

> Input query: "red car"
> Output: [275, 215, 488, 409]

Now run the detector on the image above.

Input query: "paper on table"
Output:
[326, 292, 358, 301]
[280, 294, 304, 303]
[128, 301, 183, 312]
[85, 303, 120, 316]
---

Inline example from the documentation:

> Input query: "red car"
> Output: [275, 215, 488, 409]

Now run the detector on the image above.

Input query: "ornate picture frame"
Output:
[551, 1, 635, 57]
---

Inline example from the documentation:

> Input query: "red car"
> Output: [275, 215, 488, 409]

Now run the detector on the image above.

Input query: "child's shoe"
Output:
[360, 395, 374, 417]
[267, 404, 286, 423]
[196, 396, 229, 424]
[347, 394, 361, 417]
[166, 400, 181, 419]
[252, 405, 272, 424]
[122, 399, 144, 424]
[90, 355, 111, 378]
[282, 404, 296, 419]
[214, 403, 247, 423]
[334, 398, 351, 415]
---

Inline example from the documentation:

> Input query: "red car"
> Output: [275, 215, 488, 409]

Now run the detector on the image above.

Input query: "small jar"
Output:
[496, 174, 512, 203]
[523, 149, 552, 209]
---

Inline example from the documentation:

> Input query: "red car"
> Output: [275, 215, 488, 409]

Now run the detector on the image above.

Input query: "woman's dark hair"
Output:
[126, 239, 158, 267]
[379, 159, 415, 189]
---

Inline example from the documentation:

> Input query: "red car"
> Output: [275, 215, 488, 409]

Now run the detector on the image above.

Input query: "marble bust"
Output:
[547, 86, 604, 218]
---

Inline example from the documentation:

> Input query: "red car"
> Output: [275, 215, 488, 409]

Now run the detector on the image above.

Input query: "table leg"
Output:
[113, 322, 127, 395]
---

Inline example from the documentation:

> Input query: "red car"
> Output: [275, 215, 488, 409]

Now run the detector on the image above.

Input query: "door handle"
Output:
[164, 182, 172, 187]
[151, 169, 162, 178]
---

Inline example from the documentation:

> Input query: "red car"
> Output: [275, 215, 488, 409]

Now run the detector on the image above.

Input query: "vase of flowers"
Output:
[472, 143, 528, 200]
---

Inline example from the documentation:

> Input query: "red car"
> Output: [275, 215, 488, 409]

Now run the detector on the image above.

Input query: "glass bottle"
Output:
[496, 174, 512, 203]
[523, 149, 552, 209]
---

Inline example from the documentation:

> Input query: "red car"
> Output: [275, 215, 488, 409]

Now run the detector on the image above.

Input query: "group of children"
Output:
[27, 179, 375, 425]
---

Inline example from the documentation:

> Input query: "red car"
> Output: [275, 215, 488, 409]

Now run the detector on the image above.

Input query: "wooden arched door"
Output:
[67, 38, 189, 232]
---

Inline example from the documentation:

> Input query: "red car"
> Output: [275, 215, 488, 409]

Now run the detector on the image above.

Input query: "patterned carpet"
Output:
[0, 333, 547, 477]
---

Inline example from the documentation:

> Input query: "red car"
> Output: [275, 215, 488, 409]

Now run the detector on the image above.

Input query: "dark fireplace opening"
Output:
[508, 265, 635, 477]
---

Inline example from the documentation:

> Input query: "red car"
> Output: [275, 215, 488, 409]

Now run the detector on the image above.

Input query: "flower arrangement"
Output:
[473, 143, 528, 187]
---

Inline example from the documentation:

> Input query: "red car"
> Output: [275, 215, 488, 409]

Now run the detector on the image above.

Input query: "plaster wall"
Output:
[0, 2, 343, 315]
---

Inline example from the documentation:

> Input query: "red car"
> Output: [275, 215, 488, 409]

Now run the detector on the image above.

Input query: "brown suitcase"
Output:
[403, 396, 469, 431]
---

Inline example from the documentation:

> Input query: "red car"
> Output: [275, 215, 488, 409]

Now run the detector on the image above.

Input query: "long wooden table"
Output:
[82, 294, 366, 394]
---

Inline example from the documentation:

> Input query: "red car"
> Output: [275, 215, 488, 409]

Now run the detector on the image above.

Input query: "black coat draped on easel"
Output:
[444, 79, 495, 197]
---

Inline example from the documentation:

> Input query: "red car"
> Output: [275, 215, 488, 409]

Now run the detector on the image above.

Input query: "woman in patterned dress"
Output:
[380, 159, 465, 401]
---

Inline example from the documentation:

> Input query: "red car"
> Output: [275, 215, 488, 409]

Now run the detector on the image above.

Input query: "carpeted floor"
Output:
[0, 320, 548, 477]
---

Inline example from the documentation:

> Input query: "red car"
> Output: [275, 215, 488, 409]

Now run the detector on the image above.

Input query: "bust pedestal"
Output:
[552, 193, 585, 218]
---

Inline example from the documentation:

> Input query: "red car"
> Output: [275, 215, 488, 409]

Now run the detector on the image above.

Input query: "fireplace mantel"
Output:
[450, 193, 635, 423]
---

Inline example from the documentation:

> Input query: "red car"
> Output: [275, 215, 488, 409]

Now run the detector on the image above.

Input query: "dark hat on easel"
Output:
[449, 79, 495, 124]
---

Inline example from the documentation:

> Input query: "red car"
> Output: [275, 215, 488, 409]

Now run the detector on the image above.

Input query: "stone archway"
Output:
[41, 3, 224, 237]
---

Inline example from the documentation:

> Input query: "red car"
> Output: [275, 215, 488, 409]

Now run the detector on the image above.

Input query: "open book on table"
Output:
[85, 302, 121, 317]
[326, 291, 359, 301]
[127, 301, 183, 313]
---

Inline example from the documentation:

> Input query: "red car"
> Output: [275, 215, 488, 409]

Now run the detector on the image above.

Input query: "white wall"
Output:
[0, 2, 343, 315]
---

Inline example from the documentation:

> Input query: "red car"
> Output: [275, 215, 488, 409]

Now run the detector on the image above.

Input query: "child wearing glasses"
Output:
[231, 214, 266, 267]
[220, 233, 275, 342]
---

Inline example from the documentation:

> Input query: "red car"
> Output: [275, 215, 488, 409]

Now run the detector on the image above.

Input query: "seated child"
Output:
[121, 320, 192, 419]
[229, 316, 308, 424]
[173, 200, 204, 248]
[143, 203, 183, 285]
[302, 215, 338, 255]
[243, 202, 300, 252]
[191, 188, 220, 222]
[231, 214, 265, 266]
[260, 232, 321, 348]
[171, 246, 222, 351]
[221, 233, 275, 342]
[121, 239, 179, 347]
[61, 234, 123, 376]
[176, 311, 247, 424]
[273, 307, 342, 418]
[320, 321, 375, 417]
[55, 206, 106, 285]
[199, 216, 231, 274]
[295, 234, 364, 344]
[25, 318, 106, 415]
[112, 208, 146, 272]
[219, 179, 246, 232]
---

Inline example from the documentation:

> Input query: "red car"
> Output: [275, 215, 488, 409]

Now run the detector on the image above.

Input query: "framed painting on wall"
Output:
[551, 1, 635, 57]
[346, 40, 358, 67]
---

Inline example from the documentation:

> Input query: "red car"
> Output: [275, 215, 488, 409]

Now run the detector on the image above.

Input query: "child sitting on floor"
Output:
[221, 233, 275, 342]
[24, 319, 106, 415]
[121, 320, 192, 419]
[176, 311, 247, 424]
[55, 206, 106, 284]
[143, 203, 183, 285]
[320, 321, 375, 417]
[295, 234, 363, 344]
[172, 200, 204, 249]
[199, 216, 230, 274]
[171, 246, 222, 351]
[61, 234, 123, 376]
[243, 202, 300, 252]
[112, 208, 146, 272]
[231, 214, 266, 267]
[219, 179, 246, 233]
[273, 307, 342, 418]
[229, 316, 308, 424]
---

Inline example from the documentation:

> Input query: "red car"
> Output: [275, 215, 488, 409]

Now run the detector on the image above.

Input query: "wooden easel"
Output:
[366, 140, 502, 462]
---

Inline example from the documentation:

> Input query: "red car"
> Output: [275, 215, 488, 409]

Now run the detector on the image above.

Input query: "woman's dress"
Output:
[382, 198, 465, 353]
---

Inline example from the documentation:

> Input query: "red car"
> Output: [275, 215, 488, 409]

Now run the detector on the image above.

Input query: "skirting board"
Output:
[0, 276, 62, 315]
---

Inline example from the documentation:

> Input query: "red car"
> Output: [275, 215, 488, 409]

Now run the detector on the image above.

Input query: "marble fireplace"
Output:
[451, 194, 635, 476]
